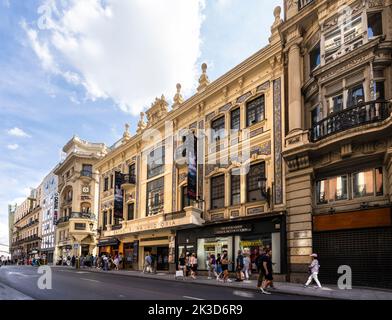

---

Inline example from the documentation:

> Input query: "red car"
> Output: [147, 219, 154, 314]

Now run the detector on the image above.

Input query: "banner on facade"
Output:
[187, 134, 197, 201]
[114, 172, 124, 219]
[53, 193, 59, 225]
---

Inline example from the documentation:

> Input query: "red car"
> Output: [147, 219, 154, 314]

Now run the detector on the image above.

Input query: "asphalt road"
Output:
[0, 265, 319, 300]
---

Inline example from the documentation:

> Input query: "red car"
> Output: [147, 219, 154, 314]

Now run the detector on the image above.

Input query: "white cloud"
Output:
[7, 127, 31, 138]
[7, 144, 19, 150]
[24, 0, 206, 115]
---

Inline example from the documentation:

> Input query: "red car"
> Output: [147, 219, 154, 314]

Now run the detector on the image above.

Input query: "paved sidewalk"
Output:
[59, 266, 392, 300]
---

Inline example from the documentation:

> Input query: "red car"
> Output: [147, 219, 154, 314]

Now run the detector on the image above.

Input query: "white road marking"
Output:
[233, 290, 255, 298]
[183, 296, 205, 301]
[80, 278, 100, 283]
[76, 271, 91, 274]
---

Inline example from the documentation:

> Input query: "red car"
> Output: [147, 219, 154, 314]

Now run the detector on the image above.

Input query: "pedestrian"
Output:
[143, 253, 152, 273]
[235, 250, 244, 282]
[103, 254, 109, 271]
[71, 255, 76, 267]
[178, 253, 186, 277]
[243, 253, 251, 281]
[216, 253, 223, 281]
[118, 253, 123, 270]
[208, 254, 218, 280]
[257, 248, 273, 295]
[93, 255, 97, 268]
[189, 253, 198, 280]
[114, 255, 120, 271]
[221, 251, 232, 283]
[304, 254, 322, 289]
[185, 253, 191, 277]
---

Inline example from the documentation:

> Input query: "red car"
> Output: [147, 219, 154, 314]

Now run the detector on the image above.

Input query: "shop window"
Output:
[147, 146, 165, 179]
[231, 108, 241, 131]
[347, 84, 365, 107]
[316, 175, 348, 204]
[375, 81, 385, 101]
[127, 203, 134, 221]
[309, 43, 321, 71]
[231, 170, 241, 206]
[246, 96, 265, 127]
[181, 186, 191, 210]
[247, 162, 266, 202]
[211, 175, 225, 210]
[197, 237, 233, 271]
[146, 177, 164, 216]
[368, 12, 383, 38]
[211, 116, 225, 141]
[353, 168, 383, 198]
[104, 177, 109, 192]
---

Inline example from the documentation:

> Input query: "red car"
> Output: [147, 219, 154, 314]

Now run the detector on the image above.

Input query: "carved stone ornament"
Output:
[198, 63, 210, 92]
[172, 83, 184, 109]
[146, 95, 168, 127]
[137, 112, 147, 134]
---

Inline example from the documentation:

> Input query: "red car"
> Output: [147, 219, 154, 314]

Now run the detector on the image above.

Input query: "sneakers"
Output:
[259, 288, 271, 295]
[207, 277, 212, 280]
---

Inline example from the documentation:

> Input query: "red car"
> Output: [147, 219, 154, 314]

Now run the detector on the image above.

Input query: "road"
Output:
[0, 265, 320, 300]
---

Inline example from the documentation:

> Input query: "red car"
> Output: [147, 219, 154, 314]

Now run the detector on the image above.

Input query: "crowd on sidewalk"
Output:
[56, 253, 124, 271]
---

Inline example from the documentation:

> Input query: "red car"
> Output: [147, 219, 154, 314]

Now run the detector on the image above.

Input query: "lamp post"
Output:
[258, 177, 271, 208]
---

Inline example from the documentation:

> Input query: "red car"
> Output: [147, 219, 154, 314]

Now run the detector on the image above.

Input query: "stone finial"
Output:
[123, 123, 131, 141]
[197, 63, 210, 92]
[137, 112, 147, 134]
[270, 6, 283, 44]
[172, 83, 184, 109]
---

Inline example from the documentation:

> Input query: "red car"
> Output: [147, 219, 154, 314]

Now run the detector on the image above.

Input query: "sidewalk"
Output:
[0, 282, 33, 300]
[65, 266, 392, 300]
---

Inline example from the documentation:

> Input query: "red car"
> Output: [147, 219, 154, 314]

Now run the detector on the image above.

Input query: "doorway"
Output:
[144, 246, 169, 271]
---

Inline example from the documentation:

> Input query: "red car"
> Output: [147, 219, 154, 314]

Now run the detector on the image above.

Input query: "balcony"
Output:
[121, 174, 136, 190]
[311, 101, 392, 142]
[56, 212, 96, 225]
[298, 0, 315, 11]
[103, 206, 204, 237]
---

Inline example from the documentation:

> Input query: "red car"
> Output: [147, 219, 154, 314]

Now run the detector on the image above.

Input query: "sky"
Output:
[0, 0, 282, 252]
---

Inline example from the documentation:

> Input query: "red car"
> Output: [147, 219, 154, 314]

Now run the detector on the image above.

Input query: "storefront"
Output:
[176, 213, 287, 274]
[97, 237, 120, 256]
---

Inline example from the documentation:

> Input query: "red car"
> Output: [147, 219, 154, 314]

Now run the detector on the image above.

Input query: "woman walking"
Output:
[114, 255, 120, 271]
[221, 251, 232, 283]
[178, 253, 186, 277]
[208, 254, 218, 280]
[189, 253, 198, 280]
[304, 254, 322, 289]
[216, 253, 223, 281]
[243, 253, 251, 281]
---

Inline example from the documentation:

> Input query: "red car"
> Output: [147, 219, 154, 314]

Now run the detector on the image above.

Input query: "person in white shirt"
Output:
[304, 253, 322, 288]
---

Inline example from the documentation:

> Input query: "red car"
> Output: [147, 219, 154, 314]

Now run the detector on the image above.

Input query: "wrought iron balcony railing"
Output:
[311, 101, 391, 142]
[122, 174, 136, 185]
[298, 0, 315, 10]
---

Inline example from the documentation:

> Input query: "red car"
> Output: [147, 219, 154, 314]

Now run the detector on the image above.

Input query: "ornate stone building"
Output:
[53, 136, 107, 262]
[281, 0, 392, 288]
[95, 9, 287, 274]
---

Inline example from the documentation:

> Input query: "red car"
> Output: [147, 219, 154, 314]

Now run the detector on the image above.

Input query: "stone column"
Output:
[286, 167, 314, 283]
[288, 42, 303, 133]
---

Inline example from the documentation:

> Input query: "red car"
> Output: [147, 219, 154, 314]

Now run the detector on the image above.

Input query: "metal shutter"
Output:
[313, 227, 392, 289]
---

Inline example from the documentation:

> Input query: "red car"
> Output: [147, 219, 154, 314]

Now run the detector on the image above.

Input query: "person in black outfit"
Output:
[235, 250, 244, 282]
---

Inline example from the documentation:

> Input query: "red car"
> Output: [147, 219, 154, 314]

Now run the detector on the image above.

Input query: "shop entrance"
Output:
[144, 246, 169, 271]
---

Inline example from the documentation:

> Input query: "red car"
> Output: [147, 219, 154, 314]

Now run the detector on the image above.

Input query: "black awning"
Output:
[97, 238, 120, 247]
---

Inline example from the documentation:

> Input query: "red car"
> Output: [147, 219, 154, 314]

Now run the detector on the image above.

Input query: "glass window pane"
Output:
[347, 84, 365, 107]
[231, 171, 241, 206]
[146, 177, 164, 216]
[231, 108, 241, 131]
[247, 163, 266, 202]
[368, 12, 383, 38]
[316, 180, 328, 204]
[353, 170, 374, 198]
[212, 117, 225, 140]
[211, 175, 225, 209]
[246, 96, 265, 127]
[375, 167, 383, 196]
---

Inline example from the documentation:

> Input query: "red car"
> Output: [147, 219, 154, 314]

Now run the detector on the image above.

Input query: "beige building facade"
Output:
[281, 0, 392, 288]
[53, 136, 107, 263]
[95, 9, 288, 275]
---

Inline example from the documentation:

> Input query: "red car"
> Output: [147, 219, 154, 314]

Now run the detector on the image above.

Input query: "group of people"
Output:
[57, 253, 124, 271]
[177, 252, 199, 279]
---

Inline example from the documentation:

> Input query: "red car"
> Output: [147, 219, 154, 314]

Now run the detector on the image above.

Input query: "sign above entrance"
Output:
[214, 224, 253, 235]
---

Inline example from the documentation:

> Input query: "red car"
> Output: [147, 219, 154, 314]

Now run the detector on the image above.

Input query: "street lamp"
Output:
[258, 177, 271, 208]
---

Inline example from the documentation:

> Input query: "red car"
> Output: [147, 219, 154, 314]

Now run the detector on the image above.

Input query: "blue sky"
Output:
[0, 0, 282, 251]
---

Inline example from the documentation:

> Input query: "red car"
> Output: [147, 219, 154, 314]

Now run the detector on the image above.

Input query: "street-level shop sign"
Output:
[214, 224, 253, 235]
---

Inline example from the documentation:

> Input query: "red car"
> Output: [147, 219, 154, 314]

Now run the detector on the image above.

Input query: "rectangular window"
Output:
[127, 203, 134, 221]
[109, 210, 112, 225]
[247, 162, 266, 202]
[211, 175, 225, 209]
[103, 211, 107, 229]
[104, 177, 109, 191]
[329, 94, 344, 114]
[246, 96, 265, 127]
[353, 168, 383, 198]
[309, 43, 321, 71]
[231, 108, 241, 131]
[212, 116, 225, 141]
[347, 84, 365, 107]
[375, 81, 385, 100]
[147, 146, 165, 179]
[181, 186, 190, 210]
[110, 174, 114, 189]
[146, 177, 164, 216]
[368, 12, 383, 38]
[316, 176, 348, 204]
[231, 170, 241, 206]
[82, 164, 92, 177]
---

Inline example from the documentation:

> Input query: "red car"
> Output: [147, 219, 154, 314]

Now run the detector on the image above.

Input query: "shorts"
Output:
[265, 273, 273, 281]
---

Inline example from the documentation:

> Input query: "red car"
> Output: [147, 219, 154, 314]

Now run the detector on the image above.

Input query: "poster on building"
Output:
[114, 172, 124, 219]
[187, 134, 197, 201]
[53, 193, 58, 225]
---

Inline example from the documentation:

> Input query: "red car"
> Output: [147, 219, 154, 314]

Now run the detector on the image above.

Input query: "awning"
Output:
[97, 238, 120, 247]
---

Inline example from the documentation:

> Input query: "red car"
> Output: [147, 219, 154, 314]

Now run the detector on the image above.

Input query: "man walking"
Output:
[304, 254, 322, 289]
[143, 253, 152, 273]
[235, 250, 244, 282]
